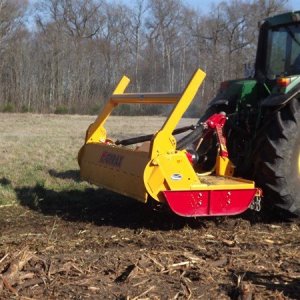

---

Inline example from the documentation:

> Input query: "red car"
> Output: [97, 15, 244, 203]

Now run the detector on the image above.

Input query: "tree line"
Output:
[0, 0, 289, 116]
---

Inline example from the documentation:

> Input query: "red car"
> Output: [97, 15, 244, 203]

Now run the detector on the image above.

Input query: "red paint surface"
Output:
[163, 189, 257, 217]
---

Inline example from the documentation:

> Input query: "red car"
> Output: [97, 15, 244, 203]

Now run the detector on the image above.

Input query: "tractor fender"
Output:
[208, 96, 230, 107]
[205, 93, 236, 118]
[207, 91, 236, 110]
[261, 86, 300, 107]
[207, 79, 259, 112]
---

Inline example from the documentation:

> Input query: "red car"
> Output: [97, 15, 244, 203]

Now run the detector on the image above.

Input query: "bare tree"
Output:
[0, 0, 27, 52]
[0, 0, 291, 115]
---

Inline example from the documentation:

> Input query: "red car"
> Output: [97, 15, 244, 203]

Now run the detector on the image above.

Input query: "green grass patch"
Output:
[0, 113, 195, 209]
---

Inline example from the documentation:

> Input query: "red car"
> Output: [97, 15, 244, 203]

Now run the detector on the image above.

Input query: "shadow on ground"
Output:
[0, 177, 12, 186]
[48, 169, 81, 182]
[244, 271, 300, 299]
[15, 176, 210, 231]
[221, 271, 300, 300]
[14, 169, 294, 230]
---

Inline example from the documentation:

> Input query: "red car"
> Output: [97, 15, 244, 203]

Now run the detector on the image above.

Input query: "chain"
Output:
[250, 195, 262, 212]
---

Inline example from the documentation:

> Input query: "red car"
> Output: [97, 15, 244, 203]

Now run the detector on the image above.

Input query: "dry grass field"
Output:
[0, 113, 300, 299]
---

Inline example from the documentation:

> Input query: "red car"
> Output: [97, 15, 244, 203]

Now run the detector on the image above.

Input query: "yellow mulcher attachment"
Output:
[78, 69, 262, 217]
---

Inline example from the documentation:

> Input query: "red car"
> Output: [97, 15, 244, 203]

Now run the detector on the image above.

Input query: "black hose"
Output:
[176, 125, 204, 150]
[115, 125, 196, 146]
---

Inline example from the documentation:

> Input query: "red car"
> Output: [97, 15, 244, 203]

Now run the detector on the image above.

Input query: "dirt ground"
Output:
[1, 198, 300, 300]
[0, 114, 300, 299]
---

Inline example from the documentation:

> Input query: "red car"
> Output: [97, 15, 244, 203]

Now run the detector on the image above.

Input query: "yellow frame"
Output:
[79, 69, 256, 204]
[85, 69, 205, 155]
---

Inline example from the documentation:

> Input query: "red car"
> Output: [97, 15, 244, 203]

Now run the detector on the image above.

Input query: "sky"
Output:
[29, 0, 299, 12]
[183, 0, 299, 13]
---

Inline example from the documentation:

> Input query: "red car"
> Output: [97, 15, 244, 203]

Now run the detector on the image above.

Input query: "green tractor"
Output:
[180, 11, 300, 217]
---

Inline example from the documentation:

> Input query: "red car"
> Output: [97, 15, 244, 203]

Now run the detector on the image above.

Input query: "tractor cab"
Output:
[208, 11, 300, 113]
[256, 11, 300, 95]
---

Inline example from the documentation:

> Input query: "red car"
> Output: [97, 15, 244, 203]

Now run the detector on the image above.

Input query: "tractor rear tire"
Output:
[254, 98, 300, 217]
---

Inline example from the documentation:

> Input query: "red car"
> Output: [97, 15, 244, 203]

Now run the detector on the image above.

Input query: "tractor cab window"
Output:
[266, 24, 300, 79]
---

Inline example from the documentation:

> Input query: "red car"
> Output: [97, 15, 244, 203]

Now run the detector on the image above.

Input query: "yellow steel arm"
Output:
[86, 76, 130, 143]
[150, 69, 206, 158]
[85, 69, 205, 147]
[85, 81, 180, 144]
